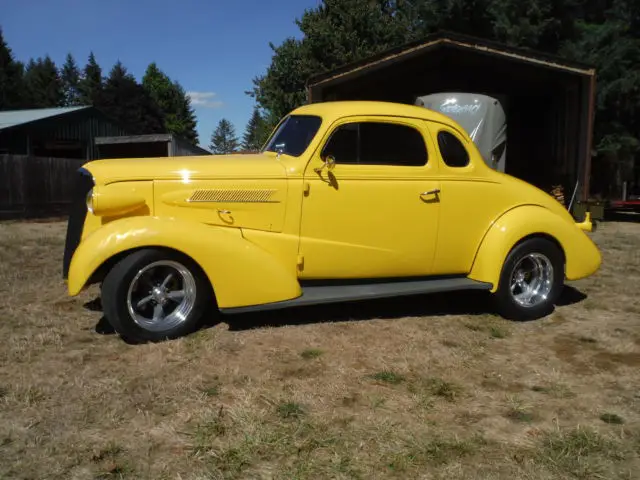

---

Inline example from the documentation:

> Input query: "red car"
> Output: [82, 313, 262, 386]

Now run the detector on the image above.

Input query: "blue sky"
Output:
[1, 0, 321, 149]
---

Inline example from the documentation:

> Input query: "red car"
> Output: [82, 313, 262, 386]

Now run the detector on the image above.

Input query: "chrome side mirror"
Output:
[325, 155, 336, 171]
[314, 155, 336, 174]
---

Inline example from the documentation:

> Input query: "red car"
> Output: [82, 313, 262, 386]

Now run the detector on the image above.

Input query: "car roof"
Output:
[291, 100, 460, 127]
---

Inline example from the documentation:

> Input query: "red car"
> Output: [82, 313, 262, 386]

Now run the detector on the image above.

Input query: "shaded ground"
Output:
[0, 220, 639, 479]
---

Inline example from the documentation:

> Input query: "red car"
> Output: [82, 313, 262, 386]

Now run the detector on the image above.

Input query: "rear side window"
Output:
[322, 121, 428, 166]
[437, 131, 470, 167]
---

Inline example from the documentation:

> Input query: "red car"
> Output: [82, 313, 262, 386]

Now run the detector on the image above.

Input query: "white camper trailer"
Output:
[415, 93, 507, 173]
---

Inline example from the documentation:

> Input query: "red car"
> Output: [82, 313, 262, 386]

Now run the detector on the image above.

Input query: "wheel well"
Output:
[512, 233, 566, 264]
[88, 246, 215, 297]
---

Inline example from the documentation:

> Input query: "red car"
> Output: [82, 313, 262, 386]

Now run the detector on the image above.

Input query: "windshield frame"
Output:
[262, 114, 323, 158]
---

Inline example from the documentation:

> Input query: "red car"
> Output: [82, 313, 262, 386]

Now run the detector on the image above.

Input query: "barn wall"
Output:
[96, 141, 169, 159]
[171, 135, 211, 156]
[0, 110, 128, 160]
[0, 155, 85, 219]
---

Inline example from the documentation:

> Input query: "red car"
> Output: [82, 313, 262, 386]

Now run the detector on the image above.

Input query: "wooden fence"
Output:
[0, 155, 85, 220]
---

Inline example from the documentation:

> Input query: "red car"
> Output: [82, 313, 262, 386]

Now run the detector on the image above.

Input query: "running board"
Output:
[220, 277, 492, 315]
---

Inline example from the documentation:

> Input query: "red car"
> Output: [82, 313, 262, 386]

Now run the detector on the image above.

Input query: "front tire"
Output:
[493, 237, 564, 321]
[101, 249, 212, 342]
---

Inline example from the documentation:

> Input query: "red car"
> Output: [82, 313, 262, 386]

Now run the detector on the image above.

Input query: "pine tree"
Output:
[60, 53, 81, 106]
[142, 62, 198, 143]
[78, 52, 103, 106]
[99, 61, 165, 134]
[142, 62, 173, 110]
[209, 118, 239, 154]
[172, 80, 199, 144]
[23, 56, 64, 108]
[241, 107, 267, 151]
[0, 27, 25, 110]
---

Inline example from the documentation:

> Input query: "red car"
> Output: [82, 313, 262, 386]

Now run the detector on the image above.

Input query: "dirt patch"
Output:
[553, 332, 640, 373]
[593, 351, 640, 370]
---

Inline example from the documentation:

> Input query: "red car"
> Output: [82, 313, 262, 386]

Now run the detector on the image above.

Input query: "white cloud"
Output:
[187, 91, 224, 109]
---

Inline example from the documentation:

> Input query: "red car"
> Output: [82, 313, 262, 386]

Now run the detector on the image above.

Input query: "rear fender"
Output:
[468, 205, 601, 291]
[67, 216, 301, 308]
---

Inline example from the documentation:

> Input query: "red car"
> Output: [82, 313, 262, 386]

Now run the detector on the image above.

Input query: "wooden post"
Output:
[581, 73, 597, 201]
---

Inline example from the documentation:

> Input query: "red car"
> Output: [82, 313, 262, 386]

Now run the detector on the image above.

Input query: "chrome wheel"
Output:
[509, 253, 554, 308]
[126, 260, 197, 332]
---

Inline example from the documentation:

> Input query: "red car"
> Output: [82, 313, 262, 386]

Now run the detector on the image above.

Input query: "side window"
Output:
[359, 122, 427, 166]
[321, 121, 428, 166]
[321, 123, 358, 164]
[437, 131, 470, 168]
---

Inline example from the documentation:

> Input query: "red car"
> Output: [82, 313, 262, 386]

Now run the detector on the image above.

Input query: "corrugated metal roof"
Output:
[0, 106, 91, 131]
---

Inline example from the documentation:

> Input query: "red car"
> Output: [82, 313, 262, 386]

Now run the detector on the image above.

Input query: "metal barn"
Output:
[306, 31, 597, 207]
[95, 133, 211, 159]
[0, 106, 128, 160]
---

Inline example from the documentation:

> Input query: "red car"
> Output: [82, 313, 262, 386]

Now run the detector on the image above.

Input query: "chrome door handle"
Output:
[420, 189, 440, 196]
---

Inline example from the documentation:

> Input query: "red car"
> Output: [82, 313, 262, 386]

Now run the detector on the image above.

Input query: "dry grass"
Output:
[1, 219, 640, 479]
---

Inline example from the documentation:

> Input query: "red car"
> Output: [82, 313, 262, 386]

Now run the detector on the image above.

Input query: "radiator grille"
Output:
[62, 168, 93, 279]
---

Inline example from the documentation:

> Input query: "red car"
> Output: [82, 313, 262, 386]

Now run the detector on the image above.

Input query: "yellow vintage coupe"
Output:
[62, 101, 601, 342]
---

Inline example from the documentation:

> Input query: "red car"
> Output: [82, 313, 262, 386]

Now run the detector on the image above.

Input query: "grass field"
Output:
[1, 219, 639, 479]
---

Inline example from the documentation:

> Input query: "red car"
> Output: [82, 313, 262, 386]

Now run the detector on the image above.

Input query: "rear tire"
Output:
[493, 237, 564, 321]
[101, 249, 213, 342]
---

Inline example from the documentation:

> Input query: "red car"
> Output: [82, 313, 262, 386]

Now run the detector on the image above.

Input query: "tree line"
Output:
[0, 26, 273, 154]
[0, 28, 199, 144]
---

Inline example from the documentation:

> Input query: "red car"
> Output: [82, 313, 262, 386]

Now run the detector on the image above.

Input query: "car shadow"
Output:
[556, 284, 587, 306]
[83, 285, 588, 338]
[224, 290, 491, 331]
[223, 284, 588, 331]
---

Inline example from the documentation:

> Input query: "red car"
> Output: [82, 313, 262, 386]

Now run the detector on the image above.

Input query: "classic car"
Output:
[62, 101, 601, 342]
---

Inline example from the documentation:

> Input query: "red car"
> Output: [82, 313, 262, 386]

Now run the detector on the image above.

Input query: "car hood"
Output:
[82, 153, 287, 185]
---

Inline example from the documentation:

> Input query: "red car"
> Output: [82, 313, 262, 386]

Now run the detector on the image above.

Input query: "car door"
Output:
[426, 122, 507, 275]
[298, 116, 441, 280]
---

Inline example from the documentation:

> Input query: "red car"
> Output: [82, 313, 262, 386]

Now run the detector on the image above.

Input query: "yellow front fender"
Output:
[67, 216, 301, 308]
[468, 205, 602, 291]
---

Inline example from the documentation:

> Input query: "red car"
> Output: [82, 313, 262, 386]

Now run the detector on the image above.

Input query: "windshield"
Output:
[263, 114, 322, 157]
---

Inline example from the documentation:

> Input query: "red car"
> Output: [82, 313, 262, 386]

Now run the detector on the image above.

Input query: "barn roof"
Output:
[307, 30, 595, 90]
[0, 106, 91, 131]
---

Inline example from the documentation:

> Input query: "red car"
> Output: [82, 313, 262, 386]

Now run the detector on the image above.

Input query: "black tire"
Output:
[492, 237, 564, 321]
[101, 248, 213, 343]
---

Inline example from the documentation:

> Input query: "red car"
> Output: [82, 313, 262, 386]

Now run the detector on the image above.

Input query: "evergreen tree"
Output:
[99, 61, 165, 134]
[209, 118, 239, 154]
[250, 0, 412, 121]
[172, 81, 199, 144]
[78, 52, 103, 106]
[142, 62, 198, 143]
[241, 107, 268, 151]
[23, 56, 64, 108]
[0, 27, 25, 110]
[60, 53, 82, 106]
[559, 0, 640, 196]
